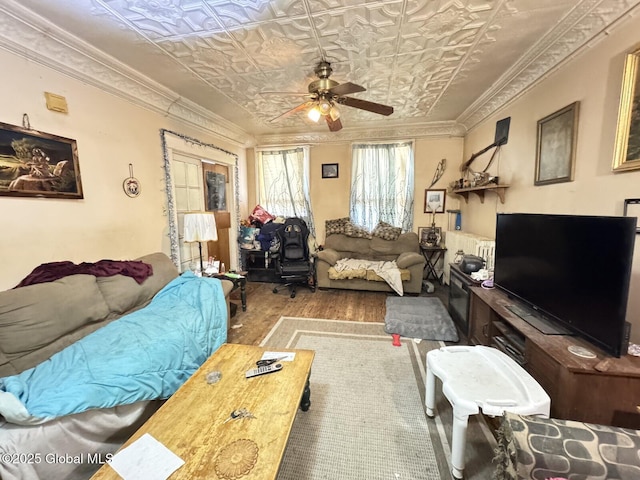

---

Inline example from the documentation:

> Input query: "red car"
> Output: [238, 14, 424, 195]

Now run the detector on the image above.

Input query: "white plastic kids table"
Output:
[425, 345, 550, 479]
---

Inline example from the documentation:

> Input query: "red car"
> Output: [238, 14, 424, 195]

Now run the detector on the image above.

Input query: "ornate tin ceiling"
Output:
[3, 0, 640, 144]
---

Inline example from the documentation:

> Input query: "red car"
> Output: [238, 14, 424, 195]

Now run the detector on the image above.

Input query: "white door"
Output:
[172, 153, 205, 273]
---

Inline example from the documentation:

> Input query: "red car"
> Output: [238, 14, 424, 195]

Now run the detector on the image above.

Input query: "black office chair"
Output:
[272, 218, 316, 298]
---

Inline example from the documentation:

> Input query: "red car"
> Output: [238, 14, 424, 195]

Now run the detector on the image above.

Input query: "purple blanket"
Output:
[14, 260, 153, 288]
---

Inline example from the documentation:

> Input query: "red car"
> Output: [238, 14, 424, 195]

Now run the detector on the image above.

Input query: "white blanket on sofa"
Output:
[333, 258, 403, 295]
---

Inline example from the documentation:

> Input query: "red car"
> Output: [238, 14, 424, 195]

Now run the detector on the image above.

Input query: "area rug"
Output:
[261, 317, 496, 480]
[384, 296, 459, 342]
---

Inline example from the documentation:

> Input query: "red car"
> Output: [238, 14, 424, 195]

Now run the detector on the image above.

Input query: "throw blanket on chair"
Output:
[332, 258, 404, 295]
[0, 272, 227, 425]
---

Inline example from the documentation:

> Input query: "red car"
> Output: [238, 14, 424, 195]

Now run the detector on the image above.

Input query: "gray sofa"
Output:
[0, 252, 232, 480]
[316, 232, 426, 294]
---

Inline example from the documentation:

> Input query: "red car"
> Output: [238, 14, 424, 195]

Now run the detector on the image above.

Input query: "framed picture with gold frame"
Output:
[613, 47, 640, 172]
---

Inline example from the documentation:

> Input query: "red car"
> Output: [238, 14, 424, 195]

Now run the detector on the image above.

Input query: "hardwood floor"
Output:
[226, 281, 450, 345]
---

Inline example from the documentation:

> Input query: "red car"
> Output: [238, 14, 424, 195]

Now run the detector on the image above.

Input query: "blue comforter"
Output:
[0, 272, 227, 425]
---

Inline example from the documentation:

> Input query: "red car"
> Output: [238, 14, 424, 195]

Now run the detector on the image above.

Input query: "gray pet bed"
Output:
[384, 296, 459, 342]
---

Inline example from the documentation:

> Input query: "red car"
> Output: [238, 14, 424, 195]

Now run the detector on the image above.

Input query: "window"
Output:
[350, 141, 414, 232]
[256, 146, 315, 235]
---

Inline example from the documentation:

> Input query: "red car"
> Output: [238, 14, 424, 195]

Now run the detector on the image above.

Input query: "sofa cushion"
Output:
[366, 269, 410, 282]
[344, 222, 372, 239]
[96, 252, 179, 314]
[324, 234, 373, 256]
[0, 275, 111, 357]
[493, 412, 640, 480]
[397, 252, 426, 269]
[328, 266, 367, 280]
[325, 217, 350, 235]
[371, 232, 420, 255]
[372, 221, 402, 241]
[317, 249, 342, 266]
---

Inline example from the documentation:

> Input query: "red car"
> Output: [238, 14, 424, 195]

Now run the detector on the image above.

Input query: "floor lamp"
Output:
[183, 212, 218, 274]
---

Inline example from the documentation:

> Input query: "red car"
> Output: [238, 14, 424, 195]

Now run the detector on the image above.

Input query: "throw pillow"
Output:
[248, 204, 275, 225]
[372, 221, 402, 241]
[325, 217, 350, 235]
[343, 221, 372, 239]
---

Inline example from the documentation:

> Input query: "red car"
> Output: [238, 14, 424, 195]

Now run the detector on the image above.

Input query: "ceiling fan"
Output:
[268, 61, 394, 132]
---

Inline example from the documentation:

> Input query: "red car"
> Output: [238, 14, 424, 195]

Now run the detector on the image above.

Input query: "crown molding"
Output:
[255, 121, 466, 146]
[0, 1, 253, 147]
[458, 0, 640, 130]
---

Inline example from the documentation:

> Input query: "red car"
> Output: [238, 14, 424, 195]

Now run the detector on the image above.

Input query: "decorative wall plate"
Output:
[123, 163, 140, 197]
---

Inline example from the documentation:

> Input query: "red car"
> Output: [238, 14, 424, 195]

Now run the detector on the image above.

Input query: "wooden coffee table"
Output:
[91, 343, 314, 480]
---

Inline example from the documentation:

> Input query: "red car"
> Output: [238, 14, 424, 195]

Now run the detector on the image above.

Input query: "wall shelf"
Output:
[451, 184, 510, 204]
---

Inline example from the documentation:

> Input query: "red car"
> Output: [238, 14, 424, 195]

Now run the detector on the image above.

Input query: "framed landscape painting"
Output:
[0, 122, 83, 199]
[534, 102, 579, 186]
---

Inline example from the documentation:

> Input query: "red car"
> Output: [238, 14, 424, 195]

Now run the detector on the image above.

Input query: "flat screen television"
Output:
[494, 213, 636, 357]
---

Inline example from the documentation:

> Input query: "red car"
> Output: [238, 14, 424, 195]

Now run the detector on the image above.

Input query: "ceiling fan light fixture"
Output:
[329, 105, 340, 121]
[307, 105, 321, 122]
[272, 60, 394, 131]
[318, 98, 332, 115]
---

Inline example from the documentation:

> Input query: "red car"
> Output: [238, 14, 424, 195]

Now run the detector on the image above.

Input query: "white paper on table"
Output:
[107, 433, 185, 480]
[261, 351, 296, 362]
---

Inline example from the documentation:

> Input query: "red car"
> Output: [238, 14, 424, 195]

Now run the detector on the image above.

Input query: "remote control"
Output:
[245, 363, 283, 378]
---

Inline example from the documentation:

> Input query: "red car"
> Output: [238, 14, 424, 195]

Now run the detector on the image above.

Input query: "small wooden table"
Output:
[91, 343, 314, 480]
[208, 271, 249, 311]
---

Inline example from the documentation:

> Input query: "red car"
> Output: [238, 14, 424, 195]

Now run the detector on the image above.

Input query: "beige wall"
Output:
[248, 137, 464, 244]
[0, 49, 246, 291]
[461, 17, 640, 343]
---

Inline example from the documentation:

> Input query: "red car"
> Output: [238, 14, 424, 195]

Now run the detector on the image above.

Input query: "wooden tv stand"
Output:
[469, 287, 640, 428]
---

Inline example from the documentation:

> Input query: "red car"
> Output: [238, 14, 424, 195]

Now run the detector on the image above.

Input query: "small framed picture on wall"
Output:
[424, 189, 446, 213]
[322, 163, 339, 178]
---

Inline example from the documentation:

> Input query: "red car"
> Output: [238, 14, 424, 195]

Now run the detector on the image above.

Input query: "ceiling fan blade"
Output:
[270, 101, 313, 122]
[329, 82, 366, 96]
[325, 115, 343, 132]
[339, 96, 394, 116]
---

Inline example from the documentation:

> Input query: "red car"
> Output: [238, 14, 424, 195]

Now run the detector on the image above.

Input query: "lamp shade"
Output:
[183, 212, 218, 242]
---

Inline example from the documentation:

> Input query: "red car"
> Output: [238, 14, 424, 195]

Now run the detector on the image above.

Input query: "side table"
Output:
[420, 244, 447, 284]
[209, 271, 248, 311]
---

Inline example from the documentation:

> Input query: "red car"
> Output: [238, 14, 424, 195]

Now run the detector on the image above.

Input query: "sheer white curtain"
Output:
[256, 146, 315, 235]
[350, 141, 414, 232]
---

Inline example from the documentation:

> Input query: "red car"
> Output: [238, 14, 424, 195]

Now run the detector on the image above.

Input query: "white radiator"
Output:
[443, 231, 496, 284]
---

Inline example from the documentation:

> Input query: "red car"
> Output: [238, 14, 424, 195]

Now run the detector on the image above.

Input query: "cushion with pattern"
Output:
[325, 217, 350, 235]
[344, 221, 372, 239]
[372, 221, 402, 241]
